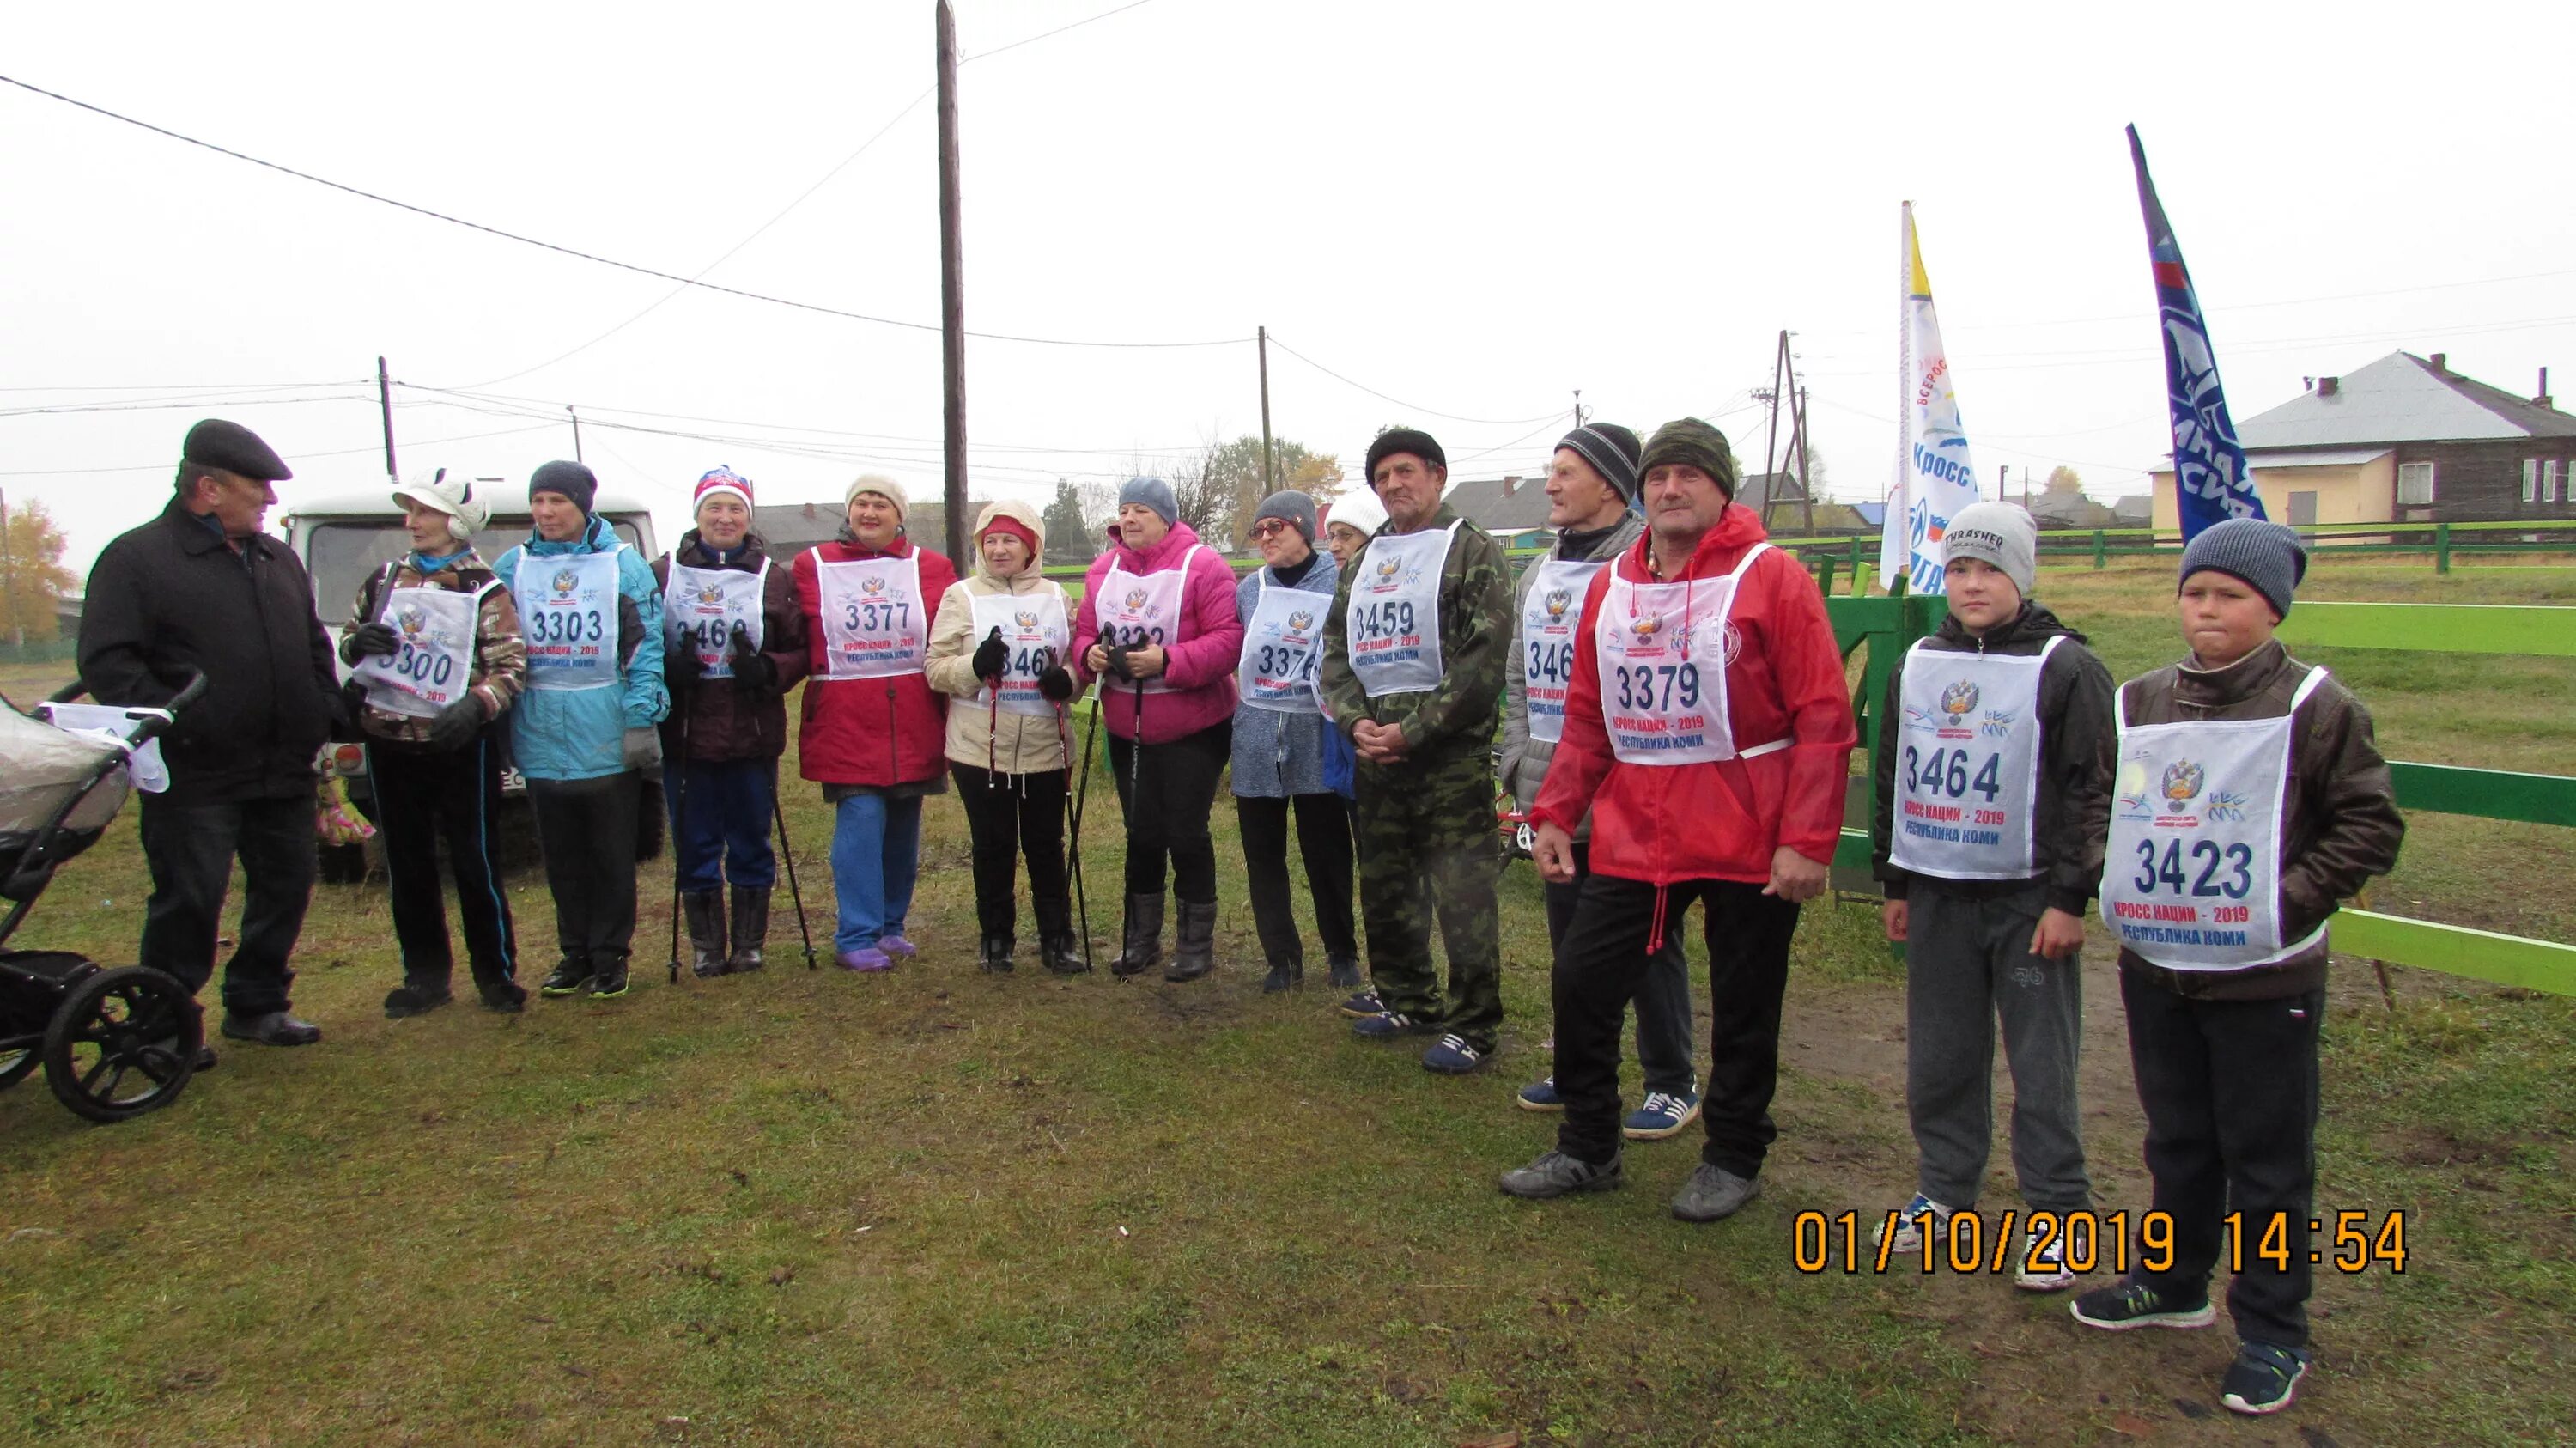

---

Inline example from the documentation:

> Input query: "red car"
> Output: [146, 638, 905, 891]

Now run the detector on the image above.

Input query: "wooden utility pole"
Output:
[1258, 325, 1275, 492]
[0, 484, 18, 647]
[568, 405, 584, 464]
[377, 356, 398, 479]
[935, 0, 969, 568]
[1572, 389, 1587, 429]
[1997, 465, 2008, 503]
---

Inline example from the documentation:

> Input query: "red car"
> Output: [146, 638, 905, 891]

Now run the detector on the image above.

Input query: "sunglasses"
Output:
[1250, 520, 1294, 540]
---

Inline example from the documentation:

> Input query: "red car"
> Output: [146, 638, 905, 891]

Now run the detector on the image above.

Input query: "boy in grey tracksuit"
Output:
[1870, 502, 2114, 1288]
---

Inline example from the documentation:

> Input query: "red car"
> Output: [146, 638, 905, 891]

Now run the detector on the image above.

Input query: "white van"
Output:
[280, 479, 663, 866]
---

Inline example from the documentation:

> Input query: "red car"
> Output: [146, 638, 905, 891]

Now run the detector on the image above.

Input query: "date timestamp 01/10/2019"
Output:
[1789, 1209, 2409, 1276]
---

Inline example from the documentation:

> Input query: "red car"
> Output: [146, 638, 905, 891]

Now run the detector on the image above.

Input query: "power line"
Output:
[0, 69, 1245, 351]
[1264, 335, 1568, 427]
[0, 421, 561, 478]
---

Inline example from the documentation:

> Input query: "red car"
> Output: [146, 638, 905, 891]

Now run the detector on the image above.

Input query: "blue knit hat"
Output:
[2179, 516, 2306, 619]
[1119, 476, 1178, 526]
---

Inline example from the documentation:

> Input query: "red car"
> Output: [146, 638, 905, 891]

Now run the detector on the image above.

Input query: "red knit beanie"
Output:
[978, 512, 1039, 555]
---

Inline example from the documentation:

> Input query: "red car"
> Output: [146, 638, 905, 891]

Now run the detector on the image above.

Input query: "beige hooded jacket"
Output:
[926, 498, 1078, 774]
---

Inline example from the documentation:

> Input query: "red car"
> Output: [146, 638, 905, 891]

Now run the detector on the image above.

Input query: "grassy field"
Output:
[3, 559, 2573, 1445]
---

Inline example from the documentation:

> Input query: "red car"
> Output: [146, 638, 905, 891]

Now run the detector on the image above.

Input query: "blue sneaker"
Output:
[1516, 1076, 1564, 1111]
[1873, 1193, 1955, 1256]
[1420, 1034, 1489, 1074]
[1622, 1087, 1703, 1140]
[1338, 989, 1384, 1019]
[1352, 1011, 1422, 1040]
[2221, 1342, 2312, 1415]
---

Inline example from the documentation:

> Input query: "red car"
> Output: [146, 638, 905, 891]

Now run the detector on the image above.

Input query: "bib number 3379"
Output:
[1612, 661, 1699, 712]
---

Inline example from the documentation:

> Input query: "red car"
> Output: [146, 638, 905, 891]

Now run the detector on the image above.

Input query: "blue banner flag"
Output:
[2127, 125, 2265, 540]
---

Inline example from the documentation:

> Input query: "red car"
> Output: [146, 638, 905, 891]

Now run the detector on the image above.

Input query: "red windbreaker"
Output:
[1531, 504, 1856, 889]
[793, 535, 959, 787]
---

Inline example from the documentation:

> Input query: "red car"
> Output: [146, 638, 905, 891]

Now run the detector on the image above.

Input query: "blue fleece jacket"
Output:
[494, 514, 669, 780]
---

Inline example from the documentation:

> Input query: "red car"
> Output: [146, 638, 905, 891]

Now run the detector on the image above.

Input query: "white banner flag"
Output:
[1880, 203, 1984, 595]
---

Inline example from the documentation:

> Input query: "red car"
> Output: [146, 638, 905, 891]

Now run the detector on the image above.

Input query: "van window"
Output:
[305, 518, 648, 623]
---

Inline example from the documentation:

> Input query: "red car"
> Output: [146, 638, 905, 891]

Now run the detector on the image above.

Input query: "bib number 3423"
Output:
[2129, 837, 2255, 901]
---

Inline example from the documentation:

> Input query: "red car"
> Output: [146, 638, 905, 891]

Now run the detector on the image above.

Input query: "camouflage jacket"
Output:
[1320, 502, 1513, 759]
[342, 551, 527, 746]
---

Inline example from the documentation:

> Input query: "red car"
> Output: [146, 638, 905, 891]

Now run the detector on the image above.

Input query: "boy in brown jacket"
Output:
[2069, 518, 2403, 1417]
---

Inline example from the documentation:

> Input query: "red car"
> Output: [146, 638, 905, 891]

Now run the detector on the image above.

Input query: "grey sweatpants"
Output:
[1906, 881, 2091, 1212]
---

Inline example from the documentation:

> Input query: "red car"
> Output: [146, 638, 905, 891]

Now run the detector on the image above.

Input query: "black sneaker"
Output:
[2069, 1279, 2216, 1331]
[1337, 988, 1384, 1019]
[383, 981, 453, 1019]
[1326, 956, 1361, 990]
[586, 958, 631, 1000]
[1498, 1149, 1625, 1199]
[476, 976, 528, 1013]
[539, 958, 590, 998]
[2220, 1341, 2312, 1416]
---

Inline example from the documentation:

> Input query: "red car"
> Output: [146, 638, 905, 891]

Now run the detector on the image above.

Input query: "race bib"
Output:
[1595, 545, 1768, 766]
[1346, 522, 1456, 698]
[1095, 546, 1200, 696]
[1519, 557, 1603, 745]
[1238, 572, 1328, 714]
[971, 589, 1068, 718]
[517, 551, 622, 692]
[663, 561, 768, 679]
[355, 581, 483, 718]
[817, 554, 927, 679]
[1887, 636, 2063, 880]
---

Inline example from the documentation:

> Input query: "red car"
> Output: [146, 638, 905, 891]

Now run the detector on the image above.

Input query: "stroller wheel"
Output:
[41, 966, 201, 1123]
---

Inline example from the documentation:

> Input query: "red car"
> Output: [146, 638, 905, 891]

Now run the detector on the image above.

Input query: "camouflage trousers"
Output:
[1352, 742, 1502, 1052]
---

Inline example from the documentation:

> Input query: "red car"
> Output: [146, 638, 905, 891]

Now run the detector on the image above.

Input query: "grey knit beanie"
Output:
[1119, 476, 1179, 526]
[1942, 502, 2038, 599]
[2179, 516, 2306, 619]
[1555, 423, 1643, 502]
[1251, 490, 1317, 541]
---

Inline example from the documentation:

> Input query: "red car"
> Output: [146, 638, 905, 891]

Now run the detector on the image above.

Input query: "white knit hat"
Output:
[390, 465, 489, 543]
[845, 472, 908, 514]
[1323, 488, 1387, 538]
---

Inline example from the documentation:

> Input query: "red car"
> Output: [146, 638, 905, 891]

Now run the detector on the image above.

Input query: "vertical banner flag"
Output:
[1880, 202, 1983, 595]
[2128, 125, 2266, 540]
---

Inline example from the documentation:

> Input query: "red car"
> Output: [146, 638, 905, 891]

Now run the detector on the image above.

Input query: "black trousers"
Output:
[368, 738, 517, 988]
[950, 762, 1072, 943]
[137, 791, 314, 1017]
[1553, 874, 1799, 1174]
[1236, 792, 1358, 969]
[1106, 720, 1230, 903]
[1544, 841, 1696, 1098]
[526, 772, 641, 968]
[2122, 970, 2324, 1349]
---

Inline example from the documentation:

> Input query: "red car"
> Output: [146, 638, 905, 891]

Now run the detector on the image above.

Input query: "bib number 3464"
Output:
[1903, 745, 2001, 800]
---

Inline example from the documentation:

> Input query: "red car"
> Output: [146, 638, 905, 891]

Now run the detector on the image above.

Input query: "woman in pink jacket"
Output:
[1071, 477, 1245, 981]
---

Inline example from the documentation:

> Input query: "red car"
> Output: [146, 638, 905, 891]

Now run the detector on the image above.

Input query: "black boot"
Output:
[1110, 892, 1165, 977]
[1165, 901, 1218, 983]
[384, 974, 454, 1019]
[587, 952, 632, 999]
[979, 934, 1016, 972]
[727, 886, 770, 973]
[1261, 952, 1304, 994]
[474, 972, 528, 1013]
[1326, 954, 1362, 990]
[1041, 932, 1089, 975]
[683, 890, 728, 978]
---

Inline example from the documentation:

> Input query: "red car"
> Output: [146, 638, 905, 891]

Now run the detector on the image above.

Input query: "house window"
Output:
[2397, 461, 2435, 505]
[2551, 461, 2565, 505]
[2524, 459, 2541, 504]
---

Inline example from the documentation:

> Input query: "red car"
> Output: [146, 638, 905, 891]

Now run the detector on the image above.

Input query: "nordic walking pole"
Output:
[984, 625, 1003, 787]
[771, 776, 818, 969]
[1066, 670, 1104, 974]
[666, 694, 692, 985]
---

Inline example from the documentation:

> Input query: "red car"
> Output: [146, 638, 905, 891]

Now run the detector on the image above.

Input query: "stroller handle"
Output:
[46, 670, 209, 745]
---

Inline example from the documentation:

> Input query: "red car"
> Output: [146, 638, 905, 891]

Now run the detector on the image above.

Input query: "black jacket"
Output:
[77, 502, 343, 806]
[1872, 600, 2116, 916]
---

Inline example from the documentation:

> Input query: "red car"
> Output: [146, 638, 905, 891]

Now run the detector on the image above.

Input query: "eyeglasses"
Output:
[1249, 520, 1291, 540]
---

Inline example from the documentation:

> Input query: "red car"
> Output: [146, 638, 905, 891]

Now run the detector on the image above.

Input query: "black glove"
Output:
[665, 642, 707, 692]
[971, 626, 1009, 683]
[336, 678, 372, 739]
[1036, 666, 1075, 703]
[731, 650, 779, 698]
[343, 621, 399, 665]
[1102, 642, 1133, 680]
[426, 696, 485, 751]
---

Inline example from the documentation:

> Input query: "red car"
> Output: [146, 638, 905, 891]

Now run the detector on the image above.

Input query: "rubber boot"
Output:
[980, 934, 1016, 972]
[727, 886, 770, 973]
[1110, 892, 1165, 978]
[1041, 932, 1089, 975]
[1165, 900, 1218, 983]
[683, 890, 728, 978]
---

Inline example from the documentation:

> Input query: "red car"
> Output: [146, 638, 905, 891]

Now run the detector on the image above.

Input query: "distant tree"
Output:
[2044, 465, 2084, 496]
[1041, 478, 1090, 563]
[0, 496, 75, 645]
[1153, 435, 1346, 546]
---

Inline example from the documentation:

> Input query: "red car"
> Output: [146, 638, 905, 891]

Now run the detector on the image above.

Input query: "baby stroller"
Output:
[0, 674, 206, 1123]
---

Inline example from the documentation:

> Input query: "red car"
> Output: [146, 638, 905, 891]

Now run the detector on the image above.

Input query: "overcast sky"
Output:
[6, 0, 2571, 576]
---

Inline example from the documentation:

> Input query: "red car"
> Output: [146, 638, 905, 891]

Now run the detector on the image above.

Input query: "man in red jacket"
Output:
[1499, 417, 1856, 1220]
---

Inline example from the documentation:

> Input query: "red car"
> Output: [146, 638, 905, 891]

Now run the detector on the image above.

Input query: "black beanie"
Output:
[1365, 428, 1446, 482]
[528, 459, 598, 516]
[1555, 423, 1643, 502]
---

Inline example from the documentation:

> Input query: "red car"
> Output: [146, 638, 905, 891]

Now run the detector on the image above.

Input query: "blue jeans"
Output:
[668, 757, 778, 892]
[831, 792, 923, 952]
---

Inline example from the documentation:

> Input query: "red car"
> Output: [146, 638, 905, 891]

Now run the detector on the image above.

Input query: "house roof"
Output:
[1850, 501, 1886, 528]
[1737, 471, 1809, 514]
[2246, 447, 2394, 470]
[2233, 351, 2576, 449]
[752, 502, 848, 550]
[1443, 475, 1553, 533]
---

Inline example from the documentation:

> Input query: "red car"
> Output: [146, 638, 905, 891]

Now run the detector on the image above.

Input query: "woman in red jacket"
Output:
[1069, 477, 1246, 980]
[793, 474, 959, 971]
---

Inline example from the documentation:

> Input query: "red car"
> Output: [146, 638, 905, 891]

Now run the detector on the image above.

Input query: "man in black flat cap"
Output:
[78, 418, 343, 1051]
